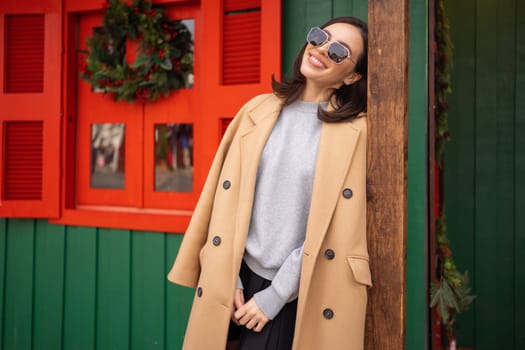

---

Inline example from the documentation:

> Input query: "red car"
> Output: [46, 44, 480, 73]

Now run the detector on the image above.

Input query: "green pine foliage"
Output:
[435, 0, 453, 165]
[431, 211, 476, 340]
[79, 0, 193, 103]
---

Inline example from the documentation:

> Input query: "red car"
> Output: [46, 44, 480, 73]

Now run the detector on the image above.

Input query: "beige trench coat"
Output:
[167, 93, 372, 350]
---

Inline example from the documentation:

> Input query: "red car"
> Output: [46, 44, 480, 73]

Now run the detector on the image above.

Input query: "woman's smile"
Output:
[307, 53, 327, 69]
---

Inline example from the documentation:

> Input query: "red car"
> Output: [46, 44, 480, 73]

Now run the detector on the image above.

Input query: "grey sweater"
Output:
[240, 99, 324, 319]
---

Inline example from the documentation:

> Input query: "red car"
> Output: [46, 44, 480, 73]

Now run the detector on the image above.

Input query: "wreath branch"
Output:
[79, 0, 193, 103]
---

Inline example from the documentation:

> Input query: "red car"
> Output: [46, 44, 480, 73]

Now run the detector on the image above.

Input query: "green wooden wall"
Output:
[0, 1, 432, 349]
[0, 219, 193, 350]
[444, 0, 525, 348]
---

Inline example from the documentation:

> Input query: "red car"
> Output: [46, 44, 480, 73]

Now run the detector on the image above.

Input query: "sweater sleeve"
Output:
[253, 243, 304, 319]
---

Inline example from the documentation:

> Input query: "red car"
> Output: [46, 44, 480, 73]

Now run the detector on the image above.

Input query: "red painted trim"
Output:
[51, 207, 191, 233]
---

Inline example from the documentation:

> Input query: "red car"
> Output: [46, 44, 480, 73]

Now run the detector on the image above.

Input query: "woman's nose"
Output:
[317, 41, 330, 54]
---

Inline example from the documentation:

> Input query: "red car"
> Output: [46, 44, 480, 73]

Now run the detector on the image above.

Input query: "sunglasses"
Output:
[306, 27, 355, 64]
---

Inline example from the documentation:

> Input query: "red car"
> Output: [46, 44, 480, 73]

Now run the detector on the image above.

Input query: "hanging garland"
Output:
[430, 0, 476, 346]
[79, 0, 193, 103]
[434, 0, 452, 165]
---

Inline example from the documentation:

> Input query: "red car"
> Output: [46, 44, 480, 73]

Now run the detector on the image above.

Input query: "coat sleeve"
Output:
[166, 99, 253, 288]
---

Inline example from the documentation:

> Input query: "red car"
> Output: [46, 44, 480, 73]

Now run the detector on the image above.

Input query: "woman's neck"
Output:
[301, 81, 331, 103]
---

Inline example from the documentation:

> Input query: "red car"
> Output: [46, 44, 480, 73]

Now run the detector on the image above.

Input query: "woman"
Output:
[168, 16, 372, 350]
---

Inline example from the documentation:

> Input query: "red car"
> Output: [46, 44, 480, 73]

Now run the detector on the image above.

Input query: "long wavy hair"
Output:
[272, 16, 368, 123]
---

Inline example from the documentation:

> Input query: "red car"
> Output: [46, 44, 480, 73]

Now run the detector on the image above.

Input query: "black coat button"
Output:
[223, 180, 231, 190]
[197, 287, 203, 297]
[212, 236, 221, 246]
[342, 188, 353, 199]
[323, 308, 334, 319]
[324, 249, 335, 260]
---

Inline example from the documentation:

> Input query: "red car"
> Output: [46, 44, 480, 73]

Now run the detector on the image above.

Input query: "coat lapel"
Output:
[233, 96, 282, 268]
[298, 120, 361, 314]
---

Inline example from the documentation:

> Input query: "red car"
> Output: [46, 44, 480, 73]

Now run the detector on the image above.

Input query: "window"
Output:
[0, 0, 281, 232]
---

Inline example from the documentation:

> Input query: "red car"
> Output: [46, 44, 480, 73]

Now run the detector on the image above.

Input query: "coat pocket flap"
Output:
[347, 256, 373, 287]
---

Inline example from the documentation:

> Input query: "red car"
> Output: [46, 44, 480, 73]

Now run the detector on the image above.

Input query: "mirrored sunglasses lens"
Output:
[328, 43, 349, 63]
[307, 27, 327, 46]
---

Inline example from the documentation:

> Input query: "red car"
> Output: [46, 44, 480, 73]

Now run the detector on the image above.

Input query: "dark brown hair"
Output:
[272, 16, 368, 123]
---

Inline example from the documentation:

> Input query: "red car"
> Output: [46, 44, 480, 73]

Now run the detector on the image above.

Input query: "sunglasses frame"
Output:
[306, 27, 355, 65]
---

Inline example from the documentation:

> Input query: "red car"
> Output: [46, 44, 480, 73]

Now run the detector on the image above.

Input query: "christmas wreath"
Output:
[79, 0, 193, 103]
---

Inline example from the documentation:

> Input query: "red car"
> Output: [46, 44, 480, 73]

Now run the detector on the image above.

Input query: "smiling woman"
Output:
[167, 16, 371, 350]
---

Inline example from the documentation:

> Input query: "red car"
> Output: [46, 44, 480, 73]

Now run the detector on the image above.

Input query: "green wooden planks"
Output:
[33, 219, 66, 350]
[0, 219, 6, 349]
[333, 0, 353, 18]
[96, 228, 131, 350]
[406, 0, 428, 349]
[475, 0, 516, 348]
[131, 231, 166, 350]
[304, 0, 332, 29]
[332, 0, 367, 21]
[445, 0, 477, 345]
[352, 0, 368, 21]
[515, 0, 525, 348]
[166, 233, 194, 350]
[62, 226, 98, 350]
[3, 219, 35, 350]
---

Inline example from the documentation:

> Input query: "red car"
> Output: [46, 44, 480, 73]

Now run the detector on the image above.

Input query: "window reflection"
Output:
[91, 123, 125, 189]
[181, 19, 195, 88]
[154, 123, 193, 192]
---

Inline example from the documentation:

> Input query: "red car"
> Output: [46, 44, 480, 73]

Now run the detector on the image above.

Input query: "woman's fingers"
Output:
[253, 319, 268, 333]
[233, 288, 245, 309]
[233, 298, 269, 332]
[245, 317, 258, 330]
[231, 288, 245, 325]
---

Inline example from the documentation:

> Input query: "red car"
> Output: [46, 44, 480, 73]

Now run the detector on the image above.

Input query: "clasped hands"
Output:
[231, 288, 269, 333]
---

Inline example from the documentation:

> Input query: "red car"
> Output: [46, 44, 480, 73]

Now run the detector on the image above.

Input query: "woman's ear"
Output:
[343, 72, 362, 85]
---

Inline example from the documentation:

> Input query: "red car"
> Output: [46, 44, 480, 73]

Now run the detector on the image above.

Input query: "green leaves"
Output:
[79, 0, 193, 103]
[159, 58, 172, 70]
[430, 271, 476, 327]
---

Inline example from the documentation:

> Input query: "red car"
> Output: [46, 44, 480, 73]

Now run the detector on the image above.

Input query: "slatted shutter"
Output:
[5, 15, 45, 93]
[3, 121, 43, 200]
[222, 0, 261, 84]
[0, 2, 61, 218]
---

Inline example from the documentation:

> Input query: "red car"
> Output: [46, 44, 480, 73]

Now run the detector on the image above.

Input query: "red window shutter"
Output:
[0, 6, 61, 218]
[4, 15, 45, 93]
[3, 121, 43, 200]
[222, 0, 261, 85]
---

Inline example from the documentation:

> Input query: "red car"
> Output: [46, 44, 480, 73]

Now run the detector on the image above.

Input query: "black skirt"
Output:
[227, 261, 298, 350]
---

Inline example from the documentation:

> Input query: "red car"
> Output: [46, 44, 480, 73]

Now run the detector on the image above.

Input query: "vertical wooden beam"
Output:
[366, 1, 409, 349]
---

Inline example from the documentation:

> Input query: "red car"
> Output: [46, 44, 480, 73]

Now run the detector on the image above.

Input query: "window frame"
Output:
[50, 0, 281, 233]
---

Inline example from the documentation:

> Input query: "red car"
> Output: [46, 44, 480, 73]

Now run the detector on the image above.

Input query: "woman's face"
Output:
[300, 22, 365, 91]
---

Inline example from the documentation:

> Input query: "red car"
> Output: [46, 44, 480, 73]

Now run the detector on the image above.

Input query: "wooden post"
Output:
[366, 1, 409, 349]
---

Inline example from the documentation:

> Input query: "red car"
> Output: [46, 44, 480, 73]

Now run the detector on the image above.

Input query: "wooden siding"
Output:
[444, 0, 525, 348]
[0, 218, 193, 350]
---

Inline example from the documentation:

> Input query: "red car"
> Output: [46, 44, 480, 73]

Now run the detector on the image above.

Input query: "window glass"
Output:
[181, 18, 195, 88]
[91, 123, 125, 189]
[154, 123, 193, 192]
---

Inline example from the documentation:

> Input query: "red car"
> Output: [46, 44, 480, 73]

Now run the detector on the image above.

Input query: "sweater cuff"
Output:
[253, 285, 288, 320]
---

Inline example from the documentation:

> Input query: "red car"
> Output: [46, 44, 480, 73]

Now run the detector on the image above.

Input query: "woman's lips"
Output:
[308, 54, 327, 68]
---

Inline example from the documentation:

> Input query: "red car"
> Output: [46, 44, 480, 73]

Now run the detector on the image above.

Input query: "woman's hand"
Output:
[233, 297, 269, 332]
[231, 288, 245, 325]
